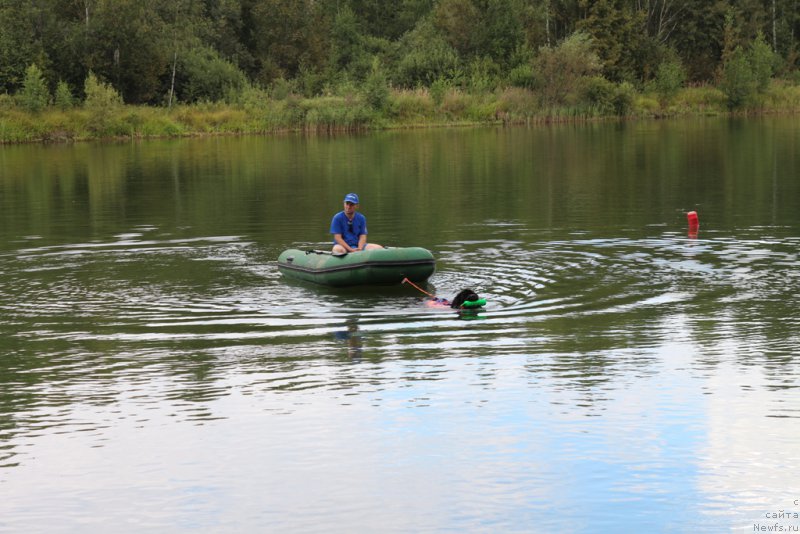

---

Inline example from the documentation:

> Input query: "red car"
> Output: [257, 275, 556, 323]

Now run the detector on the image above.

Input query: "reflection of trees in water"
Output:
[689, 295, 800, 389]
[674, 234, 800, 392]
[528, 352, 618, 416]
[523, 308, 665, 414]
[334, 316, 363, 361]
[0, 409, 20, 468]
[0, 345, 233, 468]
[162, 352, 225, 418]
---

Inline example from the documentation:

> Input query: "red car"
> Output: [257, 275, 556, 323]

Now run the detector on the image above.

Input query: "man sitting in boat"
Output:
[330, 193, 383, 254]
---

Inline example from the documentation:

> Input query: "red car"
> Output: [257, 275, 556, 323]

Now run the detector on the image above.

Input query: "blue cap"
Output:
[344, 193, 359, 204]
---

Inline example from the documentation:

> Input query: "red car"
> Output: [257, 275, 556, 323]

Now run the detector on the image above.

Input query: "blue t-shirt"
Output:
[330, 211, 367, 247]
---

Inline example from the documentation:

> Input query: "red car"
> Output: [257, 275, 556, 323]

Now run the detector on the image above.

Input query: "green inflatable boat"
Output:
[277, 247, 435, 287]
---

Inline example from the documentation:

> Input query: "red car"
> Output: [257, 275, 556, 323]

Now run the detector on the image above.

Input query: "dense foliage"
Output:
[0, 0, 798, 135]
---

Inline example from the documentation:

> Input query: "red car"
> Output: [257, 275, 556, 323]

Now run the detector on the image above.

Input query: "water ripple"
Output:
[3, 228, 798, 354]
[2, 226, 799, 470]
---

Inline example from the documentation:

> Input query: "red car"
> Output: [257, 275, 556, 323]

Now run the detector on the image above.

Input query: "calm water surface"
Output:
[1, 118, 800, 532]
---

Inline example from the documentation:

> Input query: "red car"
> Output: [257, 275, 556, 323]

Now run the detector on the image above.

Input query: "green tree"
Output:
[466, 55, 501, 92]
[735, 0, 770, 41]
[770, 0, 800, 63]
[434, 0, 525, 68]
[472, 0, 525, 67]
[200, 0, 255, 74]
[547, 0, 582, 44]
[749, 31, 777, 92]
[348, 0, 435, 40]
[612, 80, 635, 115]
[55, 80, 74, 110]
[329, 5, 370, 80]
[719, 7, 740, 70]
[433, 0, 480, 57]
[84, 71, 123, 107]
[670, 2, 729, 82]
[39, 1, 91, 98]
[245, 0, 328, 85]
[84, 71, 123, 133]
[0, 1, 52, 93]
[19, 63, 50, 112]
[720, 46, 756, 109]
[430, 76, 450, 106]
[576, 0, 642, 82]
[519, 0, 551, 49]
[53, 0, 173, 104]
[508, 63, 536, 88]
[0, 0, 791, 111]
[638, 0, 690, 45]
[579, 75, 615, 113]
[363, 57, 389, 110]
[163, 0, 210, 108]
[393, 18, 460, 87]
[175, 45, 248, 103]
[535, 31, 601, 106]
[578, 76, 633, 116]
[654, 53, 686, 106]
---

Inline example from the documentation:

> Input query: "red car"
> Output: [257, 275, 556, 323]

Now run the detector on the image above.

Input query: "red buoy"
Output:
[687, 211, 699, 238]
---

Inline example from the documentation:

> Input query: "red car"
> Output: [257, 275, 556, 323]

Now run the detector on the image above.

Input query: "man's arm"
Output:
[334, 233, 357, 253]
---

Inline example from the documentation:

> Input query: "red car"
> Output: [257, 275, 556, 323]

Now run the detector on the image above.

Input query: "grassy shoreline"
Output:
[2, 83, 800, 145]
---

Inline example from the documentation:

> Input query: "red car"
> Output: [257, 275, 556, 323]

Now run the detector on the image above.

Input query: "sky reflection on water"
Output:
[3, 342, 797, 532]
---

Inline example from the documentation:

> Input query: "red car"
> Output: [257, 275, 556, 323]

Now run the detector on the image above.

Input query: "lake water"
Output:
[1, 118, 799, 532]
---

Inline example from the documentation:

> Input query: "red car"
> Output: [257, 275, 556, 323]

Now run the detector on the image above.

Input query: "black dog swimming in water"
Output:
[449, 288, 481, 309]
[402, 278, 485, 310]
[426, 288, 485, 310]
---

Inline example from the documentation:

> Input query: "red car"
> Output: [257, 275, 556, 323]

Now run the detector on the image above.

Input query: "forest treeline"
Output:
[2, 0, 800, 142]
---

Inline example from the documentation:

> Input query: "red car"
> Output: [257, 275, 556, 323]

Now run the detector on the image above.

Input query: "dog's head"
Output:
[450, 288, 480, 309]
